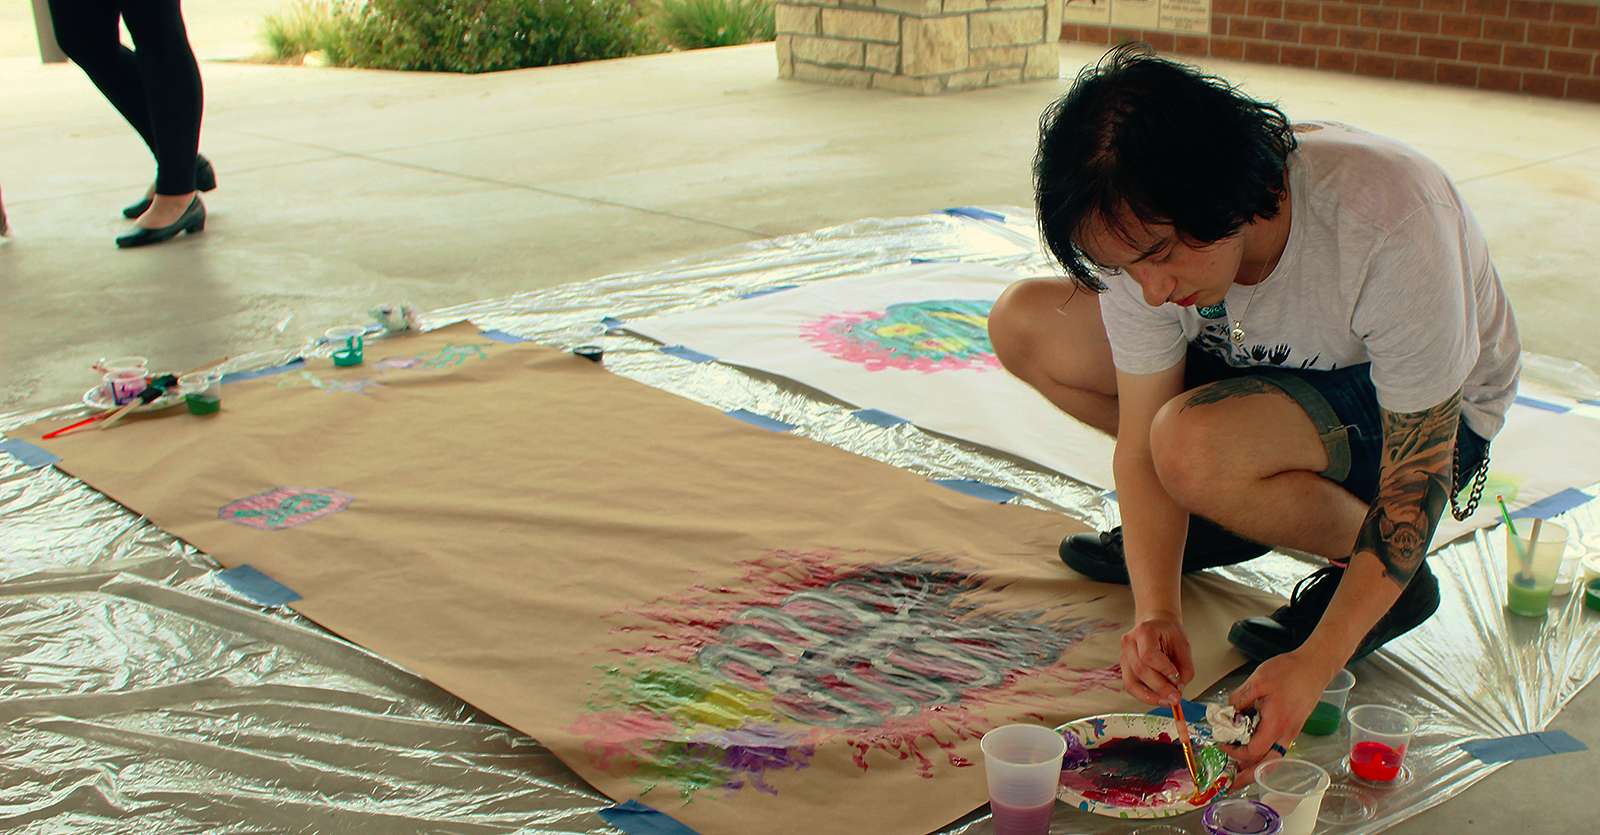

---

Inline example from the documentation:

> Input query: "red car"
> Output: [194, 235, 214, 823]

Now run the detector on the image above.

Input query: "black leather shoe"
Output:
[1227, 561, 1440, 662]
[116, 196, 205, 249]
[1059, 516, 1270, 584]
[123, 155, 216, 219]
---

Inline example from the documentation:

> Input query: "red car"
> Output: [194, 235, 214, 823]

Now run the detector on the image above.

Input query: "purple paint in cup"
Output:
[980, 724, 1065, 835]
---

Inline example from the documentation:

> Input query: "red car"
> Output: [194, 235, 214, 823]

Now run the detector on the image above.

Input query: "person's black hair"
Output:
[1033, 43, 1298, 292]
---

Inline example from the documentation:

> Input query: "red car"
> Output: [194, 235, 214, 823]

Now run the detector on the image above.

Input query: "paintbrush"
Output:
[1497, 495, 1535, 586]
[1170, 699, 1202, 794]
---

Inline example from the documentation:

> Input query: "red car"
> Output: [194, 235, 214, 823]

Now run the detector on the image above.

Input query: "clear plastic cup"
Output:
[325, 325, 366, 367]
[103, 369, 148, 405]
[1203, 797, 1282, 834]
[1253, 758, 1329, 835]
[1300, 668, 1355, 736]
[1346, 705, 1416, 784]
[180, 372, 223, 415]
[980, 724, 1065, 835]
[1505, 521, 1568, 617]
[96, 355, 148, 375]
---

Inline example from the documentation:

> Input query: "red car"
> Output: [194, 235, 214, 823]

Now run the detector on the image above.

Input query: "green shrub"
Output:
[262, 0, 357, 62]
[653, 0, 774, 50]
[341, 0, 659, 73]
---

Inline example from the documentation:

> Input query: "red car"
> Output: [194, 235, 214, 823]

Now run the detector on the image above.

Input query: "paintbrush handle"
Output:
[175, 355, 230, 380]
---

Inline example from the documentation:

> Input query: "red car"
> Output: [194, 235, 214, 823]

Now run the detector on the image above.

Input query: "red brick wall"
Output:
[1061, 0, 1600, 101]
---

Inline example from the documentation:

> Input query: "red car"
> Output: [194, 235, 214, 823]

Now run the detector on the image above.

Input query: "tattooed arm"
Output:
[1300, 390, 1462, 665]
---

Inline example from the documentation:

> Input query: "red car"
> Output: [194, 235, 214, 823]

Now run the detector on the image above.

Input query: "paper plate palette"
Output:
[82, 380, 185, 412]
[1056, 712, 1235, 819]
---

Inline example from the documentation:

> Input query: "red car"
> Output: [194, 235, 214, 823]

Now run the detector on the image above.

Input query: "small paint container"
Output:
[325, 326, 366, 367]
[180, 372, 223, 415]
[96, 355, 148, 375]
[573, 344, 604, 363]
[103, 369, 148, 405]
[1203, 797, 1282, 835]
[1585, 578, 1600, 614]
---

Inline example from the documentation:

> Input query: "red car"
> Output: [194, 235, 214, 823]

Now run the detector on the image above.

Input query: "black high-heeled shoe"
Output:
[122, 156, 216, 219]
[116, 196, 206, 249]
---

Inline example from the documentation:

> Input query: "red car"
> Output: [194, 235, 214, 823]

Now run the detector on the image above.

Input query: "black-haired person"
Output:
[989, 44, 1518, 770]
[48, 0, 214, 248]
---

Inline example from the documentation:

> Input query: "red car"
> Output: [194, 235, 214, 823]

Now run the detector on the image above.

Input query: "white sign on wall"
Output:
[1063, 0, 1211, 33]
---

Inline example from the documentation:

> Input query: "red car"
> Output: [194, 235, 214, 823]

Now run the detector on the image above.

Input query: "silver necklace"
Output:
[1198, 258, 1274, 345]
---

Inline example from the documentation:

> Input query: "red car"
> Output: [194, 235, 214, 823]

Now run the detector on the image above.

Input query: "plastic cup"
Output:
[103, 369, 148, 405]
[1346, 705, 1416, 784]
[325, 326, 366, 367]
[1203, 797, 1282, 834]
[1505, 521, 1568, 617]
[97, 355, 148, 374]
[180, 372, 223, 415]
[1253, 759, 1329, 835]
[1300, 668, 1355, 736]
[979, 724, 1065, 835]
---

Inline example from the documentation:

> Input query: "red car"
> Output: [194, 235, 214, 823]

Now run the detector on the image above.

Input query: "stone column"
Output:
[776, 0, 1063, 95]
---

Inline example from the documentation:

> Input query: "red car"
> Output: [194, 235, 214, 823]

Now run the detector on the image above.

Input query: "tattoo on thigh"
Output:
[1354, 392, 1461, 586]
[1180, 377, 1278, 411]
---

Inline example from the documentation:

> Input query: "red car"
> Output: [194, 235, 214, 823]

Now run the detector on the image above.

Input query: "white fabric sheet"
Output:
[627, 260, 1600, 554]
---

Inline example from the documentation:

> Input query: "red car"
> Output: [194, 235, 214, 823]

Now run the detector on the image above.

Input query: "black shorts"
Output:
[1183, 345, 1490, 505]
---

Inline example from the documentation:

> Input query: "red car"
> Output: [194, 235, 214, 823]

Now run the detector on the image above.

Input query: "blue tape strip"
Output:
[218, 565, 302, 607]
[1460, 731, 1588, 764]
[480, 329, 528, 343]
[0, 439, 60, 469]
[597, 800, 700, 835]
[942, 206, 1007, 223]
[1511, 488, 1594, 520]
[1515, 394, 1571, 414]
[1147, 700, 1208, 723]
[932, 478, 1017, 504]
[222, 358, 305, 384]
[852, 408, 909, 428]
[726, 409, 797, 433]
[660, 345, 716, 364]
[1583, 398, 1600, 407]
[738, 284, 799, 300]
[600, 316, 626, 330]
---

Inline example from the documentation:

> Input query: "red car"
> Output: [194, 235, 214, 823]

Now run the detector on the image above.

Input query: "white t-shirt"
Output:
[1099, 122, 1521, 439]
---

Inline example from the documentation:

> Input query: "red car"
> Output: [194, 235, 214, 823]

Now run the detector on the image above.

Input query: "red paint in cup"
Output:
[990, 799, 1056, 835]
[1349, 741, 1403, 782]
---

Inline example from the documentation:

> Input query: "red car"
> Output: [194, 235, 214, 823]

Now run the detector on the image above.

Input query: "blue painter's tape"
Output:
[597, 800, 700, 835]
[222, 358, 305, 385]
[0, 439, 60, 469]
[738, 284, 799, 300]
[852, 408, 909, 428]
[726, 409, 797, 433]
[1511, 488, 1594, 520]
[1460, 731, 1588, 764]
[1147, 700, 1208, 723]
[218, 565, 302, 607]
[932, 478, 1017, 504]
[660, 345, 716, 364]
[480, 329, 528, 343]
[1583, 398, 1600, 408]
[1515, 394, 1571, 414]
[909, 257, 956, 264]
[942, 206, 1007, 223]
[600, 316, 626, 330]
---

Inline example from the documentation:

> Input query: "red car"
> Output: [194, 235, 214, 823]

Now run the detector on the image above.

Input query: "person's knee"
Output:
[1149, 395, 1227, 511]
[989, 279, 1066, 380]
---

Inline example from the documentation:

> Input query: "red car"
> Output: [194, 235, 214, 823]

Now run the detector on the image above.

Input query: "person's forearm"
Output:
[1114, 443, 1190, 622]
[1299, 552, 1403, 670]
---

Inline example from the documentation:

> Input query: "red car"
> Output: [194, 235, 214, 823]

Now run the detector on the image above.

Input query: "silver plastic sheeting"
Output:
[3, 207, 1597, 834]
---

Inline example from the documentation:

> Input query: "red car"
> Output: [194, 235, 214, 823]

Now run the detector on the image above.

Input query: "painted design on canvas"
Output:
[220, 487, 354, 530]
[574, 549, 1120, 800]
[800, 299, 1002, 373]
[277, 370, 385, 395]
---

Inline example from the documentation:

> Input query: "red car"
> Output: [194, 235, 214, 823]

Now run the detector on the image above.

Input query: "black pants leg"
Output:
[48, 0, 204, 196]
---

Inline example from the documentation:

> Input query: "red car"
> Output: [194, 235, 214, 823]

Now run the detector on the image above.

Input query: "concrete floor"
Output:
[3, 4, 1599, 832]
